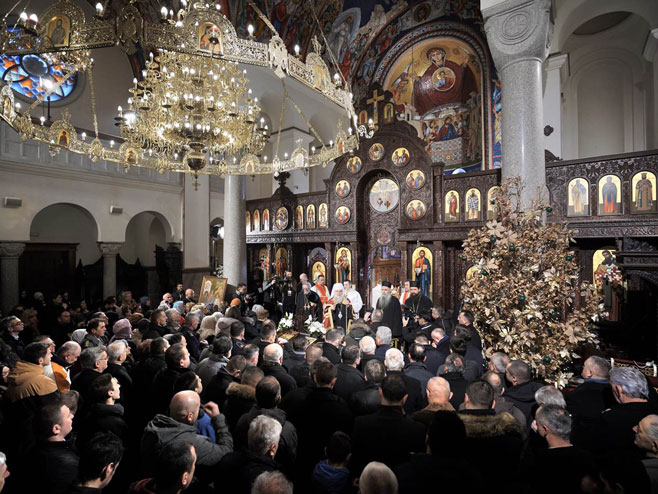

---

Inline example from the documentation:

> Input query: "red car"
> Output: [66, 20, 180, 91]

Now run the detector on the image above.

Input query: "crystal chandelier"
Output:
[117, 51, 266, 173]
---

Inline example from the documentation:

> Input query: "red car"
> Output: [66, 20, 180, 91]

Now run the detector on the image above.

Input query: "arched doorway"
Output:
[22, 203, 100, 301]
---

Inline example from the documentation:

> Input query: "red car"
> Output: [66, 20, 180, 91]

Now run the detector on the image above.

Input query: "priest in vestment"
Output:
[399, 280, 411, 308]
[376, 281, 402, 338]
[328, 284, 354, 329]
[311, 275, 330, 306]
[295, 282, 322, 322]
[636, 173, 654, 211]
[343, 280, 363, 316]
[401, 281, 433, 344]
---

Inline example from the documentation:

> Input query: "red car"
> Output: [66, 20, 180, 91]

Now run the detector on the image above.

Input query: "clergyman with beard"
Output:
[401, 281, 433, 345]
[295, 281, 322, 322]
[375, 281, 402, 339]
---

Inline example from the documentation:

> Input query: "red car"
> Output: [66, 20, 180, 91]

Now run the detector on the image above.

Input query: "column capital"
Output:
[483, 0, 553, 71]
[98, 242, 123, 256]
[0, 242, 26, 258]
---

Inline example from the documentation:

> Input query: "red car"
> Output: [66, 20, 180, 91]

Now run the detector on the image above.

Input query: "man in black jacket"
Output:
[78, 374, 128, 447]
[29, 397, 79, 494]
[334, 344, 366, 401]
[104, 341, 133, 407]
[350, 359, 385, 417]
[143, 309, 168, 340]
[442, 353, 468, 409]
[504, 359, 543, 425]
[260, 344, 297, 397]
[1, 316, 25, 361]
[350, 373, 425, 474]
[321, 329, 343, 365]
[150, 343, 191, 416]
[203, 355, 246, 409]
[234, 376, 298, 474]
[383, 348, 425, 414]
[565, 355, 615, 450]
[71, 346, 108, 404]
[404, 344, 434, 393]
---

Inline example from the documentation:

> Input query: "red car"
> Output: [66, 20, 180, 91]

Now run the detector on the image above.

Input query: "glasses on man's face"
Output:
[11, 322, 24, 327]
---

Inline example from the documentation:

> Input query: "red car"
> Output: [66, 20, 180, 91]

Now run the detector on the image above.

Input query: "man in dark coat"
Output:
[375, 282, 402, 339]
[177, 313, 202, 362]
[504, 360, 544, 425]
[350, 373, 426, 474]
[321, 329, 343, 365]
[142, 309, 168, 340]
[234, 376, 298, 474]
[565, 355, 615, 450]
[334, 345, 366, 402]
[223, 366, 263, 433]
[71, 346, 108, 404]
[602, 366, 658, 457]
[260, 343, 297, 397]
[458, 380, 524, 491]
[150, 343, 190, 416]
[404, 343, 434, 393]
[282, 334, 307, 375]
[442, 353, 468, 409]
[400, 282, 433, 344]
[214, 415, 282, 494]
[292, 361, 352, 490]
[1, 316, 25, 361]
[350, 359, 385, 416]
[77, 374, 129, 447]
[384, 347, 425, 414]
[203, 355, 245, 409]
[104, 340, 133, 407]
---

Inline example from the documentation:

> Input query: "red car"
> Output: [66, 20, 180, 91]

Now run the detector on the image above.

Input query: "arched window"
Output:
[1, 53, 77, 102]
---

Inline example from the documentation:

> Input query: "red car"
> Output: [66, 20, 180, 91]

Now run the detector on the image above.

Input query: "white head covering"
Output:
[330, 283, 344, 300]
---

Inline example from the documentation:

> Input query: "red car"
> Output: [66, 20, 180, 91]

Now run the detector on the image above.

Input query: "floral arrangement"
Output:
[304, 315, 326, 339]
[278, 312, 295, 332]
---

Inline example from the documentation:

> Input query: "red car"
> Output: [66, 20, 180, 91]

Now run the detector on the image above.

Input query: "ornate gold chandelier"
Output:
[118, 51, 266, 172]
[0, 0, 362, 178]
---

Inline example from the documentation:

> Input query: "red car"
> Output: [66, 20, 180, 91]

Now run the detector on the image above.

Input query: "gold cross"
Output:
[366, 89, 385, 124]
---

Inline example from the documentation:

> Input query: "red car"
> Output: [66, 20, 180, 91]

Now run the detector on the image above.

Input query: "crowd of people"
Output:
[0, 275, 657, 493]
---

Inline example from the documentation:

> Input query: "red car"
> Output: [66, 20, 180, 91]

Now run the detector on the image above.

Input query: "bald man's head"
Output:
[426, 377, 452, 404]
[169, 390, 200, 424]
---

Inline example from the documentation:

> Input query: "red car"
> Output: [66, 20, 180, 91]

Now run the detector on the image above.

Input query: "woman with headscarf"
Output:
[110, 318, 132, 344]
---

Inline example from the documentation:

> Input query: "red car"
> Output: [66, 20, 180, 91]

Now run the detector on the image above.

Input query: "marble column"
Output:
[0, 242, 25, 315]
[183, 174, 210, 291]
[543, 53, 569, 159]
[483, 0, 553, 207]
[98, 242, 123, 300]
[223, 175, 247, 287]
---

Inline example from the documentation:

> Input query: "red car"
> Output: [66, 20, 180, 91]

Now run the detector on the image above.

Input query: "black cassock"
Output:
[295, 290, 322, 322]
[331, 302, 353, 329]
[401, 294, 433, 344]
[376, 296, 403, 338]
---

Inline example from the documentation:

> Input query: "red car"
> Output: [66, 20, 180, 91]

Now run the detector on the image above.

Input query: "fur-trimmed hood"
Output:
[226, 382, 256, 400]
[458, 410, 522, 438]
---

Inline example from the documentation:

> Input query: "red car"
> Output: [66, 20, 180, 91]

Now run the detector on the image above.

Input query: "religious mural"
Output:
[631, 171, 656, 213]
[487, 186, 501, 220]
[568, 178, 590, 217]
[198, 22, 223, 55]
[318, 203, 328, 228]
[593, 247, 622, 315]
[465, 188, 481, 221]
[262, 209, 270, 231]
[335, 206, 351, 225]
[306, 204, 316, 229]
[312, 261, 326, 283]
[346, 156, 362, 174]
[445, 190, 460, 222]
[336, 180, 351, 198]
[405, 170, 425, 190]
[369, 178, 399, 213]
[411, 246, 432, 298]
[383, 37, 482, 171]
[258, 247, 270, 279]
[275, 247, 288, 277]
[391, 147, 410, 167]
[405, 199, 426, 220]
[275, 206, 289, 230]
[47, 16, 71, 48]
[245, 211, 251, 233]
[294, 205, 303, 229]
[598, 175, 621, 215]
[253, 210, 260, 232]
[57, 129, 70, 148]
[198, 276, 227, 306]
[368, 142, 385, 161]
[335, 247, 351, 284]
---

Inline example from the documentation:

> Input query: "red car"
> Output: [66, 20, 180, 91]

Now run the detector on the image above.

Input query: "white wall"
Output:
[121, 213, 167, 266]
[30, 203, 99, 264]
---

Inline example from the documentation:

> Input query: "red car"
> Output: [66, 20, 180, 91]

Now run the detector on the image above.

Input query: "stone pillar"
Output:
[0, 242, 25, 315]
[543, 53, 568, 159]
[223, 175, 247, 288]
[325, 243, 334, 287]
[98, 242, 123, 300]
[483, 0, 553, 206]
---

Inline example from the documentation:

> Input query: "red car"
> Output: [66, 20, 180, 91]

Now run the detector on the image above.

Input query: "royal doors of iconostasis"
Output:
[330, 117, 437, 307]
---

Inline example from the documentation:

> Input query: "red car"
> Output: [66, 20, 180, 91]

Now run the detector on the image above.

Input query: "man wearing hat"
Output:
[401, 281, 433, 345]
[375, 281, 402, 339]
